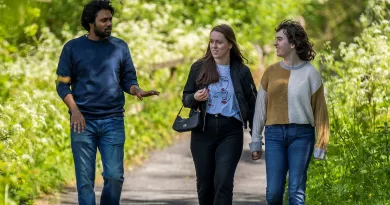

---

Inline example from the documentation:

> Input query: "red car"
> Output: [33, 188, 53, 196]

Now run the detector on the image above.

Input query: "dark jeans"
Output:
[264, 124, 315, 205]
[71, 117, 125, 205]
[191, 114, 243, 205]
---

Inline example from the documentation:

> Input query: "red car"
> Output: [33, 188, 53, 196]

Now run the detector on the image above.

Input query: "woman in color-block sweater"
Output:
[249, 20, 330, 204]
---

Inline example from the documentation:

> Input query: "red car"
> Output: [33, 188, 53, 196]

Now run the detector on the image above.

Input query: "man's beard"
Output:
[94, 26, 111, 38]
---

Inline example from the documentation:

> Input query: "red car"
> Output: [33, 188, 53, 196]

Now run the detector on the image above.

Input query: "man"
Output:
[56, 1, 159, 204]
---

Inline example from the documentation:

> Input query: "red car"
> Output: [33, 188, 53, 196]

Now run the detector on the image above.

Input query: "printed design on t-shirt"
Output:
[208, 76, 231, 108]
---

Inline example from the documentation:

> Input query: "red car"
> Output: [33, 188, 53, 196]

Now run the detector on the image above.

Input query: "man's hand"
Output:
[136, 89, 160, 101]
[71, 109, 86, 133]
[252, 151, 263, 160]
[130, 85, 159, 101]
[63, 94, 85, 133]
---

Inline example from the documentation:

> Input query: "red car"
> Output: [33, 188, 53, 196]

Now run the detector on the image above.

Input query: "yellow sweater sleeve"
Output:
[311, 84, 330, 150]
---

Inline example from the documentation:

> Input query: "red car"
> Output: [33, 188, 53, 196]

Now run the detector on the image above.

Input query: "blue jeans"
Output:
[71, 117, 125, 205]
[264, 124, 315, 205]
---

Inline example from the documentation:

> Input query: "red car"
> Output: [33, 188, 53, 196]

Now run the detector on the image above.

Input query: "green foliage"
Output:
[0, 28, 72, 204]
[0, 24, 193, 203]
[304, 0, 371, 49]
[140, 0, 311, 67]
[0, 0, 208, 203]
[147, 0, 309, 45]
[1, 0, 388, 204]
[0, 0, 117, 62]
[306, 1, 390, 203]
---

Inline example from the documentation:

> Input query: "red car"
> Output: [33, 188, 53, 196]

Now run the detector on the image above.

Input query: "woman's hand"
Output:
[314, 148, 326, 160]
[252, 151, 263, 160]
[194, 88, 209, 101]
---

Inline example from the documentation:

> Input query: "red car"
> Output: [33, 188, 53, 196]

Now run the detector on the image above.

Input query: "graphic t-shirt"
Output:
[206, 64, 240, 120]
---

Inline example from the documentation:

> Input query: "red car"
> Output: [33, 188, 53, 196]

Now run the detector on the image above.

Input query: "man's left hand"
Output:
[130, 85, 160, 100]
[135, 89, 160, 101]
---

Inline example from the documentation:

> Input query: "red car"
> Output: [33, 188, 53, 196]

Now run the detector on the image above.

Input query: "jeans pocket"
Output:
[294, 126, 315, 142]
[264, 125, 283, 140]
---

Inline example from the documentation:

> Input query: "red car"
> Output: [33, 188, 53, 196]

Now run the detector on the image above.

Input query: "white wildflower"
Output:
[20, 103, 30, 114]
[48, 105, 57, 112]
[21, 154, 34, 164]
[39, 105, 47, 114]
[54, 124, 63, 131]
[359, 57, 370, 66]
[0, 128, 8, 136]
[21, 91, 32, 102]
[38, 115, 47, 126]
[2, 114, 11, 123]
[360, 15, 368, 25]
[349, 43, 358, 49]
[4, 105, 14, 114]
[130, 128, 135, 136]
[30, 114, 38, 128]
[356, 48, 366, 55]
[40, 137, 48, 144]
[11, 124, 25, 134]
[373, 29, 382, 34]
[41, 100, 50, 105]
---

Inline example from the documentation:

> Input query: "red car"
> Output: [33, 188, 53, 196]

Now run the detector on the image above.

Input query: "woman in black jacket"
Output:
[182, 24, 257, 205]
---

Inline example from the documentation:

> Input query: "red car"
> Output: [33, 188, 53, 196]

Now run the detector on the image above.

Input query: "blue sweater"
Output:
[56, 35, 138, 119]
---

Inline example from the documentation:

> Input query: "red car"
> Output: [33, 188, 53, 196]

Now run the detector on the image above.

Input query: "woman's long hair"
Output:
[196, 24, 247, 86]
[275, 20, 316, 61]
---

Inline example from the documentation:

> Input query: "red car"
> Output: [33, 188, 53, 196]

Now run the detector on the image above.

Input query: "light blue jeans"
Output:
[264, 124, 315, 205]
[71, 117, 125, 205]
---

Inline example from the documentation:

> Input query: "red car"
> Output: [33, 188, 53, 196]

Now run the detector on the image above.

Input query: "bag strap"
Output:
[177, 105, 202, 116]
[177, 105, 184, 115]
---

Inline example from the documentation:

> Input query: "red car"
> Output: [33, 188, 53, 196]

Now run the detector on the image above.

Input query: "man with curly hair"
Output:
[56, 1, 159, 204]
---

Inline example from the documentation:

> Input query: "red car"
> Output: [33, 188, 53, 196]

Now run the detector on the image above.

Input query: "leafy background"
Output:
[0, 0, 389, 204]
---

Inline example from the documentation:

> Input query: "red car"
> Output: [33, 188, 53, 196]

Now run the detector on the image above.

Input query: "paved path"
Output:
[57, 131, 267, 205]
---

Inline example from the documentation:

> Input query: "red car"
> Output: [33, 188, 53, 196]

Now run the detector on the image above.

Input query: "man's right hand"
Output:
[71, 109, 86, 133]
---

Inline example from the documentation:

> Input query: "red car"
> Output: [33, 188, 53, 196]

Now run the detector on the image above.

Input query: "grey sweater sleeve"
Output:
[249, 84, 267, 152]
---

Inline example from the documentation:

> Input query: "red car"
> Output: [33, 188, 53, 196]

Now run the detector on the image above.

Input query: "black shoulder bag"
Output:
[172, 106, 201, 132]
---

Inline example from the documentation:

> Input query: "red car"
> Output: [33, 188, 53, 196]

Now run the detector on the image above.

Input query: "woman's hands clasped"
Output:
[194, 88, 209, 101]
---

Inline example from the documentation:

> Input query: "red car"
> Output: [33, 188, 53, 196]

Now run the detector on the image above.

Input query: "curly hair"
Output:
[275, 20, 316, 61]
[81, 0, 115, 31]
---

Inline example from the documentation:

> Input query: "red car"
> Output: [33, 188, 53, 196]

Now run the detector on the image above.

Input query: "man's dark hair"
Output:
[81, 0, 115, 31]
[276, 20, 316, 61]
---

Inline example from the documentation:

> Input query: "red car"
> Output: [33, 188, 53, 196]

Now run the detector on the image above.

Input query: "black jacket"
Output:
[182, 59, 257, 131]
